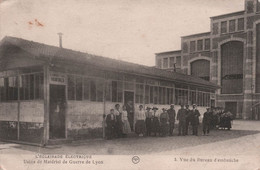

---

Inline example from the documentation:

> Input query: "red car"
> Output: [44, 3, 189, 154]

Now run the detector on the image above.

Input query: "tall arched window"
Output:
[190, 59, 210, 81]
[221, 41, 243, 94]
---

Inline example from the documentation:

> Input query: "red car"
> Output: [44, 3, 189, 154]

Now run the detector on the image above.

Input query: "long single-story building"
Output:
[0, 36, 219, 145]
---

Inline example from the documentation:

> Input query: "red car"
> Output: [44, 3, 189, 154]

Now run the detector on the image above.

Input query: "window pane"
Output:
[229, 20, 236, 32]
[68, 75, 75, 100]
[205, 39, 210, 50]
[190, 41, 196, 52]
[163, 58, 168, 68]
[213, 22, 219, 35]
[0, 78, 5, 102]
[153, 86, 158, 104]
[238, 18, 244, 31]
[169, 57, 175, 68]
[197, 40, 203, 51]
[221, 21, 227, 34]
[112, 81, 117, 102]
[83, 78, 90, 100]
[90, 79, 96, 101]
[105, 81, 112, 101]
[176, 56, 181, 68]
[96, 80, 104, 102]
[145, 85, 150, 104]
[157, 59, 162, 68]
[149, 86, 153, 103]
[29, 74, 34, 100]
[76, 76, 83, 101]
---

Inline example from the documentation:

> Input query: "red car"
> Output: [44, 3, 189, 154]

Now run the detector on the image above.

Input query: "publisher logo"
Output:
[132, 156, 140, 164]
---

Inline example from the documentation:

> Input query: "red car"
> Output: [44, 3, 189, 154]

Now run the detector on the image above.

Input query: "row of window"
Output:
[0, 73, 44, 102]
[213, 18, 244, 35]
[157, 56, 181, 69]
[190, 38, 211, 53]
[67, 75, 213, 107]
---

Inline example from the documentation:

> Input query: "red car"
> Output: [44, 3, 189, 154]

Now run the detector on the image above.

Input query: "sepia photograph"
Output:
[0, 0, 259, 169]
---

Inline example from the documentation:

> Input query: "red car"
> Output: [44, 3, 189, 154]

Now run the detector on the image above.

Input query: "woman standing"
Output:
[135, 105, 146, 137]
[122, 105, 131, 137]
[114, 104, 123, 138]
[145, 107, 153, 136]
[160, 108, 169, 137]
[152, 107, 160, 136]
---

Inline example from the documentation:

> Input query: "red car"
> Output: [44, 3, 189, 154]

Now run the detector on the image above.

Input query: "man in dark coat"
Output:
[185, 104, 191, 135]
[191, 104, 200, 136]
[177, 105, 186, 136]
[106, 109, 116, 140]
[167, 104, 176, 136]
[203, 108, 211, 135]
[126, 101, 134, 131]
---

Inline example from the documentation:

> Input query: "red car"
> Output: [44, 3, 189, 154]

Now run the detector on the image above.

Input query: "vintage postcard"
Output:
[0, 0, 259, 169]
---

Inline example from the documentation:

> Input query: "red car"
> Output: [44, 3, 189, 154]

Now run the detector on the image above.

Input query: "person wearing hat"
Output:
[106, 109, 116, 140]
[191, 104, 201, 136]
[160, 108, 169, 137]
[202, 108, 212, 136]
[135, 105, 146, 137]
[151, 107, 160, 136]
[114, 104, 123, 138]
[167, 104, 176, 136]
[177, 104, 187, 136]
[185, 104, 192, 135]
[145, 107, 153, 136]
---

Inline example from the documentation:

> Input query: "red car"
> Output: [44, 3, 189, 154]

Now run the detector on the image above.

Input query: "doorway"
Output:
[49, 84, 66, 139]
[124, 91, 134, 131]
[225, 102, 237, 119]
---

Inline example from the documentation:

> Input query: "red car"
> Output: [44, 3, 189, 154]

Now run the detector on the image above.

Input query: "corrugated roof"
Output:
[0, 36, 219, 89]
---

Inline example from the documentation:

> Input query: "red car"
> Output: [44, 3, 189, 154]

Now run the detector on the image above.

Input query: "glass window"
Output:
[105, 81, 112, 101]
[90, 79, 96, 101]
[176, 56, 181, 68]
[169, 57, 175, 68]
[96, 80, 104, 102]
[204, 39, 210, 50]
[153, 86, 158, 104]
[197, 40, 203, 51]
[221, 21, 227, 34]
[76, 76, 83, 101]
[145, 85, 150, 104]
[238, 18, 244, 31]
[229, 20, 236, 32]
[83, 78, 90, 100]
[213, 23, 219, 35]
[157, 59, 162, 68]
[0, 78, 5, 102]
[68, 75, 75, 100]
[190, 41, 196, 52]
[29, 74, 34, 100]
[163, 58, 168, 68]
[8, 77, 18, 100]
[149, 86, 153, 103]
[135, 84, 144, 104]
[35, 73, 44, 100]
[112, 81, 122, 102]
[20, 75, 30, 100]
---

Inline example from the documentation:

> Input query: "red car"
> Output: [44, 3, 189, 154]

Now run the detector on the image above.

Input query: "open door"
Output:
[49, 84, 66, 139]
[124, 91, 134, 131]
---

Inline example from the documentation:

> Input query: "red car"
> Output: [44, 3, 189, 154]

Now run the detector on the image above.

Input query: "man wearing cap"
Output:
[167, 104, 176, 136]
[191, 104, 201, 136]
[203, 108, 212, 136]
[177, 105, 186, 136]
[145, 107, 153, 136]
[185, 104, 192, 135]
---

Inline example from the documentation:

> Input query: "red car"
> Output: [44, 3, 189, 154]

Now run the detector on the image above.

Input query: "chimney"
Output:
[57, 32, 63, 48]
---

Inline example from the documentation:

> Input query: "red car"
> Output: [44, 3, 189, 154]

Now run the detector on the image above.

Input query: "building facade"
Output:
[0, 36, 218, 145]
[155, 0, 260, 120]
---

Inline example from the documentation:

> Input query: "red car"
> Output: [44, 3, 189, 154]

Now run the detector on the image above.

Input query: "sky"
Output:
[0, 0, 244, 66]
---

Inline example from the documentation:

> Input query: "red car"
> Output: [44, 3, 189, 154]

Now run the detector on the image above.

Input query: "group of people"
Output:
[105, 103, 233, 140]
[209, 107, 234, 130]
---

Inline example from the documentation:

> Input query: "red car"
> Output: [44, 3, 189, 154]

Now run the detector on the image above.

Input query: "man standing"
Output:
[177, 105, 186, 136]
[145, 107, 153, 136]
[167, 104, 176, 136]
[191, 104, 200, 136]
[106, 109, 116, 140]
[203, 108, 211, 136]
[185, 104, 191, 135]
[126, 100, 134, 131]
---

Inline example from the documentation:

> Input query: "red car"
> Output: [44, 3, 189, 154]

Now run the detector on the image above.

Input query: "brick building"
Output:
[155, 0, 260, 120]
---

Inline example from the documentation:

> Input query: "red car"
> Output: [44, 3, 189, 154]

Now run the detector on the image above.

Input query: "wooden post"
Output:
[102, 80, 106, 139]
[43, 65, 50, 145]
